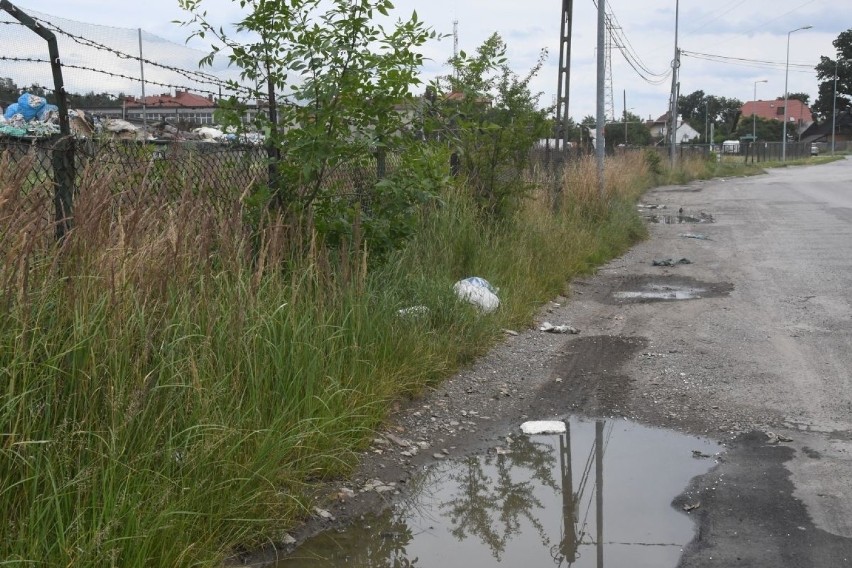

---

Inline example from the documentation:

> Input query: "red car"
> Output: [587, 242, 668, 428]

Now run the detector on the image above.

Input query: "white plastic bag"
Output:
[453, 277, 500, 314]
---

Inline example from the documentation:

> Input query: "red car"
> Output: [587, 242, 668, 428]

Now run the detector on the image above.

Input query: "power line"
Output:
[739, 0, 821, 37]
[683, 0, 748, 35]
[590, 0, 671, 86]
[604, 7, 669, 80]
[681, 49, 817, 73]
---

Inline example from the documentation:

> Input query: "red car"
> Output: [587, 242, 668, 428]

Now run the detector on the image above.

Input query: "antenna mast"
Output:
[453, 19, 459, 80]
[605, 17, 618, 121]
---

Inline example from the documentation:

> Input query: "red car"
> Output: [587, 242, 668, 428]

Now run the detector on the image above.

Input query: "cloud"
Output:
[0, 0, 844, 122]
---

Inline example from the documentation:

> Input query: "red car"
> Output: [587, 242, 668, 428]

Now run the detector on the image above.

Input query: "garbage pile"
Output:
[1, 93, 93, 138]
[1, 91, 264, 144]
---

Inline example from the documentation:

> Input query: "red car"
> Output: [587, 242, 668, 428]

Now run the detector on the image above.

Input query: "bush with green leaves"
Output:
[314, 144, 451, 259]
[180, 0, 437, 250]
[430, 33, 551, 219]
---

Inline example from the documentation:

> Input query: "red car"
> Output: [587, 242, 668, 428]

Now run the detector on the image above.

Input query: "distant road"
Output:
[560, 156, 852, 566]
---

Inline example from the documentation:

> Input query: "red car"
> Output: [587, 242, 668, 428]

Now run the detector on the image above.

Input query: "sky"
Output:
[1, 0, 844, 123]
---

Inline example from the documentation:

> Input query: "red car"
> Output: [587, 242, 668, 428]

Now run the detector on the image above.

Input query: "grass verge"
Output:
[0, 148, 766, 565]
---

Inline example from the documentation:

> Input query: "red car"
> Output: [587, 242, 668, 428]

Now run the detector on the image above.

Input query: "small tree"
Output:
[606, 111, 651, 148]
[432, 33, 550, 218]
[180, 0, 436, 213]
[733, 115, 783, 141]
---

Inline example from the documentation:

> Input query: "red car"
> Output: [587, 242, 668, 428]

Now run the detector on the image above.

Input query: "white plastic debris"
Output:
[453, 277, 500, 314]
[103, 118, 139, 133]
[193, 126, 225, 141]
[397, 305, 430, 318]
[539, 322, 580, 334]
[520, 420, 567, 435]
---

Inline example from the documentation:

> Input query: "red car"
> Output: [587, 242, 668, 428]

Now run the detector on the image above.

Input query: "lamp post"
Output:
[752, 79, 767, 141]
[832, 58, 840, 155]
[782, 25, 812, 161]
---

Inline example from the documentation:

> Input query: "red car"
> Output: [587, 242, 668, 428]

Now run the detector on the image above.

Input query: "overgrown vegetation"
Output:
[1, 143, 670, 566]
[1, 2, 792, 566]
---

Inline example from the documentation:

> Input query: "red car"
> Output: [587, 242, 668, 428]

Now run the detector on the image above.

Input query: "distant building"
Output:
[645, 112, 701, 145]
[740, 99, 814, 138]
[80, 89, 218, 125]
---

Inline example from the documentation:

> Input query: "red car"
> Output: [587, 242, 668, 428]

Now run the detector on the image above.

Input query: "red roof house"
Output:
[125, 90, 216, 109]
[741, 99, 813, 133]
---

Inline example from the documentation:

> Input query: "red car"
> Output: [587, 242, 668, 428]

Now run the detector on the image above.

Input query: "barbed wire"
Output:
[30, 15, 241, 92]
[0, 56, 255, 101]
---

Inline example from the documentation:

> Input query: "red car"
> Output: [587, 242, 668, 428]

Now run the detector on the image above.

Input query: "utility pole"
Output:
[559, 422, 578, 563]
[555, 0, 574, 154]
[623, 89, 628, 146]
[596, 0, 606, 195]
[668, 0, 680, 165]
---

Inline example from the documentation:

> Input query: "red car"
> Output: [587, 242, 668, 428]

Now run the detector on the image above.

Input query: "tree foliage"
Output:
[733, 114, 783, 141]
[178, 0, 440, 257]
[783, 92, 811, 106]
[678, 90, 743, 142]
[605, 111, 651, 148]
[813, 29, 852, 122]
[432, 33, 550, 218]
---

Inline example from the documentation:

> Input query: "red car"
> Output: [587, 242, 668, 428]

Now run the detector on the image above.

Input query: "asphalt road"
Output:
[572, 157, 852, 567]
[257, 157, 852, 568]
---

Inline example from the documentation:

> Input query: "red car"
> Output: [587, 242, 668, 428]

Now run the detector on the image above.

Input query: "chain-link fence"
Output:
[1, 135, 406, 234]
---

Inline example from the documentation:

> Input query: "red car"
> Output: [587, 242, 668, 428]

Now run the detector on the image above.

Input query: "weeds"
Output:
[0, 144, 751, 565]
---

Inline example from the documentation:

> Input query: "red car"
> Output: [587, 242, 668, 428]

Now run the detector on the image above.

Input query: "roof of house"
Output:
[126, 90, 216, 108]
[443, 91, 492, 105]
[741, 99, 813, 123]
[652, 111, 671, 124]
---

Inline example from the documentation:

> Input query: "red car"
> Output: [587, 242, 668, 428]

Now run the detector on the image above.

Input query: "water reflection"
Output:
[277, 418, 720, 567]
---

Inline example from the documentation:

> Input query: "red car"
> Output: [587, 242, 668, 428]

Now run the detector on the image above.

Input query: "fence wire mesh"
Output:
[1, 135, 408, 240]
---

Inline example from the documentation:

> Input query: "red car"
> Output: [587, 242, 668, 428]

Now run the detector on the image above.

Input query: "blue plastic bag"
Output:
[3, 103, 20, 120]
[35, 103, 58, 121]
[15, 93, 47, 121]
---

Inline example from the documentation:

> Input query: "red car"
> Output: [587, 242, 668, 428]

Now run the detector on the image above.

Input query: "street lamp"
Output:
[782, 25, 812, 161]
[832, 58, 842, 155]
[753, 80, 767, 142]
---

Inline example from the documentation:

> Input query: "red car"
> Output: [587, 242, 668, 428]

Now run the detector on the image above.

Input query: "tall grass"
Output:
[0, 147, 700, 565]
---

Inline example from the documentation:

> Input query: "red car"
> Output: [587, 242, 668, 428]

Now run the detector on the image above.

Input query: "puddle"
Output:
[275, 418, 720, 567]
[644, 212, 714, 224]
[603, 275, 733, 304]
[615, 284, 707, 301]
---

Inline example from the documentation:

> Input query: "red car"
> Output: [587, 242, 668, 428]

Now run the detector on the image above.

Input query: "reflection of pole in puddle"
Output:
[558, 420, 577, 563]
[596, 420, 604, 568]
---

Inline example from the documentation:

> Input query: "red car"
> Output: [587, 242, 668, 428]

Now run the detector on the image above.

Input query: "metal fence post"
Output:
[2, 0, 75, 240]
[376, 147, 387, 180]
[51, 137, 75, 240]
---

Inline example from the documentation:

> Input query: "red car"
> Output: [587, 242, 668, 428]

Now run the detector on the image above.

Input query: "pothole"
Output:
[615, 284, 707, 301]
[275, 417, 721, 567]
[644, 211, 715, 224]
[601, 275, 733, 305]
